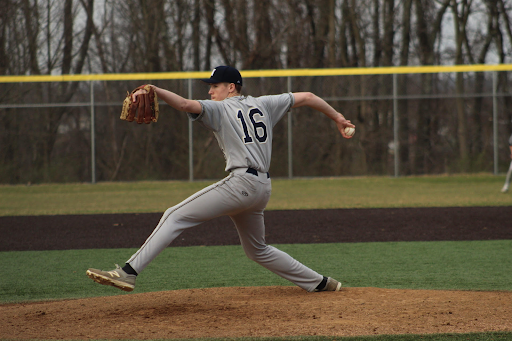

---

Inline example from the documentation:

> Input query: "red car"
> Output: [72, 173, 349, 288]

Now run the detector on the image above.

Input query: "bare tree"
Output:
[397, 0, 413, 174]
[2, 0, 512, 183]
[411, 0, 450, 174]
[466, 1, 497, 157]
[496, 0, 512, 151]
[451, 0, 471, 168]
[203, 0, 215, 70]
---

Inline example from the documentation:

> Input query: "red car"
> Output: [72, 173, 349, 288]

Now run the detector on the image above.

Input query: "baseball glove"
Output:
[120, 85, 159, 124]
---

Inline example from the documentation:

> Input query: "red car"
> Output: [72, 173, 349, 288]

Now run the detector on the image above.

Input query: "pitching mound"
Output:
[2, 207, 511, 338]
[2, 286, 511, 339]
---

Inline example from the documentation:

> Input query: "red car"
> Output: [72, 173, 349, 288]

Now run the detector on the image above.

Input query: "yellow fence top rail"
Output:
[1, 64, 512, 83]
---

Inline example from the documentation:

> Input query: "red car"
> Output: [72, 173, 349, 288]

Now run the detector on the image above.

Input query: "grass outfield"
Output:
[1, 240, 511, 303]
[0, 173, 510, 216]
[1, 174, 511, 341]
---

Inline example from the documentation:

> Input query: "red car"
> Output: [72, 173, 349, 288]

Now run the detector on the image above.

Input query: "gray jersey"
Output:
[92, 89, 329, 293]
[188, 93, 294, 172]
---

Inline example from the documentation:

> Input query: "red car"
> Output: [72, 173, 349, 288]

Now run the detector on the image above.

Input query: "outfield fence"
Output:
[1, 65, 511, 184]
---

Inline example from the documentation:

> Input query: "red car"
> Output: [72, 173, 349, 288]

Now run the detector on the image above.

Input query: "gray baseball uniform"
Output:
[126, 93, 324, 292]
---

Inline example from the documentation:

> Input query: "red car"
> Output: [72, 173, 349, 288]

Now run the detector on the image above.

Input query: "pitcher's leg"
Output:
[127, 176, 241, 273]
[231, 212, 323, 292]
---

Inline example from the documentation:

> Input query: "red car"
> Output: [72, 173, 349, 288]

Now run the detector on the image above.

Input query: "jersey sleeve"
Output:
[258, 93, 294, 127]
[187, 100, 224, 131]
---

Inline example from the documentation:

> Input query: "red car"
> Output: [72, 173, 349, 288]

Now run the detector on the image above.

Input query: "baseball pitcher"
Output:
[87, 66, 355, 293]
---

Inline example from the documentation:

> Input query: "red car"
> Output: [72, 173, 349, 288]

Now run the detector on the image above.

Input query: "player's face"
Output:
[208, 83, 231, 101]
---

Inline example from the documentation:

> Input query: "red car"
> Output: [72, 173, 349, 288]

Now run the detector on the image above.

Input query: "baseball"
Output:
[344, 127, 355, 137]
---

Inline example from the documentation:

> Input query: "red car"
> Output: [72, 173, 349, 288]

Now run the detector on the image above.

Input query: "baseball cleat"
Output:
[316, 277, 342, 292]
[86, 264, 136, 292]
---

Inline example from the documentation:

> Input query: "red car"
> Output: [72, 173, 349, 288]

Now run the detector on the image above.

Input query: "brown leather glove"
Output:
[120, 85, 159, 124]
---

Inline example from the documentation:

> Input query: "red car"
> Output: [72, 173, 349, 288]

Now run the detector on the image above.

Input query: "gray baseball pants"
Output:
[127, 167, 324, 292]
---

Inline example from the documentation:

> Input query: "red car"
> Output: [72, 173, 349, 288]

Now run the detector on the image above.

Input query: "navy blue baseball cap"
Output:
[201, 66, 243, 86]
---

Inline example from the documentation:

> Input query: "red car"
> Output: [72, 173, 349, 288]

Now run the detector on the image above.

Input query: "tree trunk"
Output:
[398, 0, 412, 175]
[412, 0, 450, 174]
[451, 0, 470, 168]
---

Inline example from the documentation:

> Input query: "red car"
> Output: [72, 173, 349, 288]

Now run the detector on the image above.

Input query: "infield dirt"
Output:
[1, 207, 511, 339]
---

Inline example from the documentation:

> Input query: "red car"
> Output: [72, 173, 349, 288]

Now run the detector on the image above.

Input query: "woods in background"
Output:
[1, 0, 512, 183]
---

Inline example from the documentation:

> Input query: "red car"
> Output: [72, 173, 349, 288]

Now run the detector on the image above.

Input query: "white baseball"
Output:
[344, 127, 355, 137]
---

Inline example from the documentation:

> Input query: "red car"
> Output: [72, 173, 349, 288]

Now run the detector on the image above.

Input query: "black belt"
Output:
[246, 167, 270, 178]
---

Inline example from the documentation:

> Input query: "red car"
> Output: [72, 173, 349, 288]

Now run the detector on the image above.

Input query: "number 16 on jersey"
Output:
[237, 108, 268, 144]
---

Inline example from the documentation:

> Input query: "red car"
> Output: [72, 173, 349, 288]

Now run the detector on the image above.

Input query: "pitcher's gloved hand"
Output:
[120, 84, 159, 124]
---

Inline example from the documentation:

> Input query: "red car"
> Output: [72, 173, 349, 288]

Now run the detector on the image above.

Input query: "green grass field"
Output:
[0, 173, 510, 216]
[1, 174, 511, 341]
[2, 240, 511, 303]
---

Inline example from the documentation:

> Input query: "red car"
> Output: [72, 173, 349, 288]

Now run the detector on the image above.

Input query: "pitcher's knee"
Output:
[157, 207, 190, 235]
[162, 206, 189, 225]
[243, 245, 274, 263]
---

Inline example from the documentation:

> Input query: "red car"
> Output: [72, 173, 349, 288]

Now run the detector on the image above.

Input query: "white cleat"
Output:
[86, 264, 136, 291]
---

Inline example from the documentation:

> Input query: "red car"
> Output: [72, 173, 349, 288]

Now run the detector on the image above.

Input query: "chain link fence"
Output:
[0, 66, 511, 184]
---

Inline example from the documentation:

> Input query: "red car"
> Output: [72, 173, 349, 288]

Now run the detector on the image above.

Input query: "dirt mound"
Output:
[2, 206, 511, 338]
[2, 286, 511, 339]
